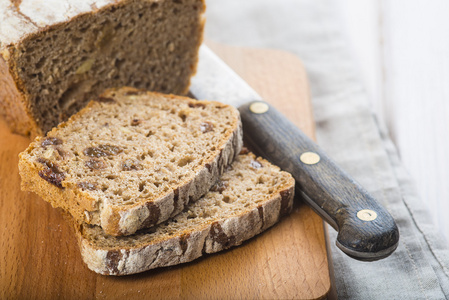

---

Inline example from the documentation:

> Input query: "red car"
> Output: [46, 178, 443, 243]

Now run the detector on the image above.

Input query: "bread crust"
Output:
[0, 0, 206, 136]
[0, 53, 37, 136]
[77, 177, 294, 276]
[19, 88, 243, 236]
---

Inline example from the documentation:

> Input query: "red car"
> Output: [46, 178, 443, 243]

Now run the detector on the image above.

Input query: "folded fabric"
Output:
[205, 0, 449, 298]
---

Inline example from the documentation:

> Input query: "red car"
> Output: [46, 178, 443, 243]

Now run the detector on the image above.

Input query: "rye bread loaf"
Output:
[73, 152, 295, 276]
[19, 87, 243, 236]
[0, 0, 205, 136]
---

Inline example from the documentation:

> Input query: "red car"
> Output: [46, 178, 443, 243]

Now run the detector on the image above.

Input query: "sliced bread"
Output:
[19, 87, 243, 236]
[73, 152, 295, 275]
[0, 0, 205, 136]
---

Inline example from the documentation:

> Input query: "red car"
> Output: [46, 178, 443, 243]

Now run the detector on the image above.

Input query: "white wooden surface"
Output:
[338, 0, 449, 243]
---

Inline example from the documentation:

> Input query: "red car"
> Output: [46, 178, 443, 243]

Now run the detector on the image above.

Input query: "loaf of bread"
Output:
[73, 152, 294, 275]
[19, 87, 242, 236]
[0, 0, 205, 136]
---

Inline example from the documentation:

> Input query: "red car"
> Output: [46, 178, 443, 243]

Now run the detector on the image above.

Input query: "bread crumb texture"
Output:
[19, 88, 243, 236]
[77, 153, 295, 275]
[0, 0, 205, 135]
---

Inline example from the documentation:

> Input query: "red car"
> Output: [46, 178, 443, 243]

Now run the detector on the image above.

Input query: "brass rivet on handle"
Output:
[249, 102, 269, 114]
[357, 209, 378, 221]
[300, 152, 320, 165]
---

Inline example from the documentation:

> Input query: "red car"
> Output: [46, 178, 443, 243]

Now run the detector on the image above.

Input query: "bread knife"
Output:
[190, 45, 399, 261]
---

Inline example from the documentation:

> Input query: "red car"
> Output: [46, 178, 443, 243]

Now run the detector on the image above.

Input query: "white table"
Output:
[339, 0, 449, 243]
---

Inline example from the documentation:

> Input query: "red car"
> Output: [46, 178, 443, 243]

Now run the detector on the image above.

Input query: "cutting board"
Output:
[0, 42, 331, 299]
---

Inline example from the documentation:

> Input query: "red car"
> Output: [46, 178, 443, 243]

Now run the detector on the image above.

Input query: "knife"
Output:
[190, 45, 399, 261]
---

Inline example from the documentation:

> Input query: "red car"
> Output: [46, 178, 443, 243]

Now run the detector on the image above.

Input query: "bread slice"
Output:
[73, 152, 294, 276]
[0, 0, 205, 136]
[19, 87, 243, 236]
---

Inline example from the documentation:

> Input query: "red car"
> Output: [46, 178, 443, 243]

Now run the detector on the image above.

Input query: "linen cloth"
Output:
[205, 1, 449, 298]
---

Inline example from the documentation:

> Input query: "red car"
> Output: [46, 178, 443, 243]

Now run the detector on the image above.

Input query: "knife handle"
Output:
[239, 101, 399, 261]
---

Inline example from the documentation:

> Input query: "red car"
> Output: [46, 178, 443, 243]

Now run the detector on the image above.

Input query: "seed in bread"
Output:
[74, 153, 295, 276]
[19, 87, 243, 236]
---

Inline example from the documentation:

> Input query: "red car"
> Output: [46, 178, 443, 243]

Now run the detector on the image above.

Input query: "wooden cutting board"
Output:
[0, 42, 331, 299]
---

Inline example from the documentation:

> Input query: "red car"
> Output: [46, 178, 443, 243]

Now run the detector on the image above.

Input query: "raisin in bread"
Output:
[19, 87, 243, 236]
[73, 152, 294, 275]
[0, 0, 205, 136]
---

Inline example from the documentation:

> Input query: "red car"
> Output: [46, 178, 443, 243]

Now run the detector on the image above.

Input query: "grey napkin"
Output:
[205, 1, 449, 298]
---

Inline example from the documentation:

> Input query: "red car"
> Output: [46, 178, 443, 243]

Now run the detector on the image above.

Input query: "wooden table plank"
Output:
[0, 43, 331, 299]
[340, 0, 449, 242]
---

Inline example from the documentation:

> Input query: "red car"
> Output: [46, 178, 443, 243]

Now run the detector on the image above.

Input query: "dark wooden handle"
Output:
[239, 101, 399, 261]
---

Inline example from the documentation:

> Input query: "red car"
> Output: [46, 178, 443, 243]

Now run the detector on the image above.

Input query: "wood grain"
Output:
[340, 1, 449, 243]
[0, 43, 331, 299]
[238, 100, 399, 261]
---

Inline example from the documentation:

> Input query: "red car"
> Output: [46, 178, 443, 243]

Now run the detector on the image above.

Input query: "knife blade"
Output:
[190, 45, 399, 261]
